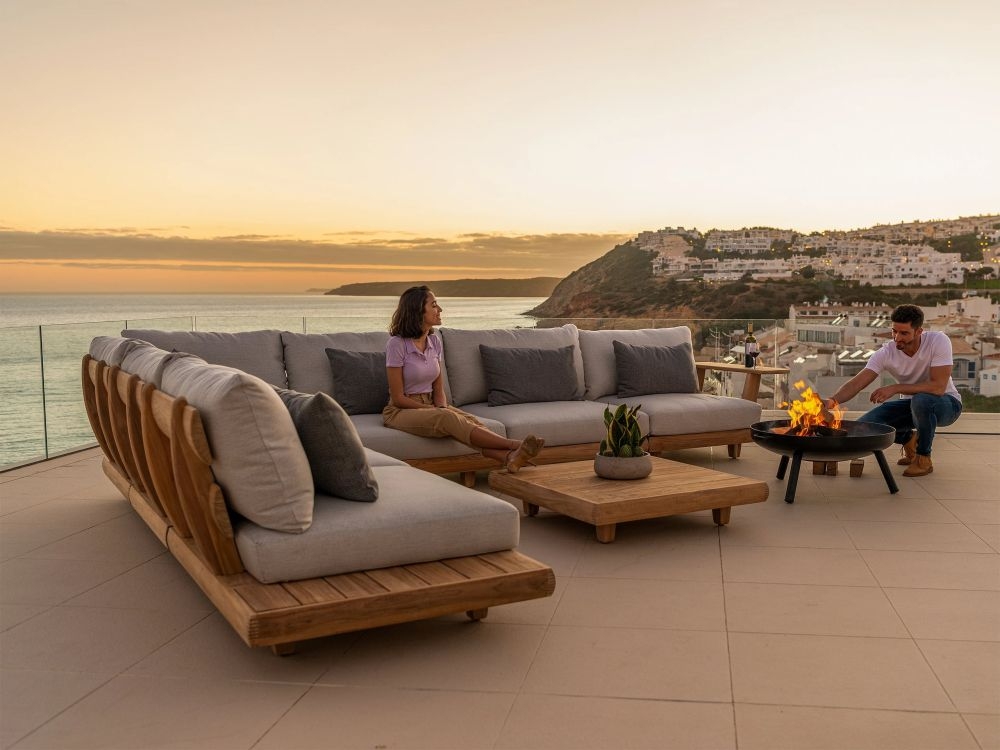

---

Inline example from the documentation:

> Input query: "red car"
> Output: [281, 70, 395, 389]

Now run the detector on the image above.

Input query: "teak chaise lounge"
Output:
[82, 354, 555, 654]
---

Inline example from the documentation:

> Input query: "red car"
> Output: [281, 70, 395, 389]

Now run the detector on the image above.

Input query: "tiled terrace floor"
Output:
[1, 424, 998, 749]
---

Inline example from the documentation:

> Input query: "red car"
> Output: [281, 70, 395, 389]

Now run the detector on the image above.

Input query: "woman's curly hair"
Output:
[389, 285, 432, 339]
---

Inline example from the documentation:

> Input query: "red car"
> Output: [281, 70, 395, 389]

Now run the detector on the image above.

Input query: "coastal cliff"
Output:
[326, 277, 560, 297]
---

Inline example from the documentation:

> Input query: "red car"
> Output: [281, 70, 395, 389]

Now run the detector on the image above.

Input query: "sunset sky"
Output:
[2, 0, 998, 293]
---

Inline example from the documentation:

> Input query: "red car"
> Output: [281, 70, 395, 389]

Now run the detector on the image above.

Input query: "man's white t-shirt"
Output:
[864, 330, 961, 401]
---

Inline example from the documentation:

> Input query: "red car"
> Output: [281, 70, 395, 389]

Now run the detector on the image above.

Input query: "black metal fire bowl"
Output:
[751, 419, 899, 503]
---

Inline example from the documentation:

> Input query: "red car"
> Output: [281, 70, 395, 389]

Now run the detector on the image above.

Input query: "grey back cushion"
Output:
[282, 331, 390, 395]
[89, 336, 139, 366]
[161, 356, 314, 533]
[579, 327, 693, 399]
[120, 342, 192, 389]
[613, 340, 700, 397]
[441, 324, 584, 406]
[123, 329, 287, 387]
[273, 388, 378, 502]
[324, 348, 389, 415]
[479, 344, 579, 406]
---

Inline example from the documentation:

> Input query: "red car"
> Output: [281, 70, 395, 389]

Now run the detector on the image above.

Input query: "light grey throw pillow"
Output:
[273, 388, 378, 502]
[613, 340, 700, 397]
[324, 348, 389, 415]
[479, 344, 579, 406]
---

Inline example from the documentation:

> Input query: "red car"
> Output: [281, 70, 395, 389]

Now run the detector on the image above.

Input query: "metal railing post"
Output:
[38, 325, 50, 459]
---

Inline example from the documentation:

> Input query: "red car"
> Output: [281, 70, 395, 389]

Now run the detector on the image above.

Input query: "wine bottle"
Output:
[744, 323, 759, 368]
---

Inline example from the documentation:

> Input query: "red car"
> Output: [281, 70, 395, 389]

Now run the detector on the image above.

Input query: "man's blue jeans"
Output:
[857, 394, 963, 456]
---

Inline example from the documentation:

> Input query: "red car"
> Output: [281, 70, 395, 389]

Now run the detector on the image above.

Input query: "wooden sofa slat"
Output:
[478, 550, 548, 575]
[107, 367, 146, 495]
[94, 362, 127, 473]
[82, 357, 114, 462]
[442, 555, 505, 579]
[123, 374, 158, 504]
[233, 581, 302, 612]
[403, 560, 469, 585]
[141, 385, 192, 537]
[283, 579, 347, 605]
[365, 566, 429, 592]
[326, 572, 390, 598]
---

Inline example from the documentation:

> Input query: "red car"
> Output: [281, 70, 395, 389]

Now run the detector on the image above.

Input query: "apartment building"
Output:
[704, 228, 794, 254]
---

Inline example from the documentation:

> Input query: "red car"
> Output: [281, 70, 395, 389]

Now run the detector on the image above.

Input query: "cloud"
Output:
[0, 228, 629, 277]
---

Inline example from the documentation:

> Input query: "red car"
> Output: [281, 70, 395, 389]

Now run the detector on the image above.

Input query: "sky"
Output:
[2, 0, 998, 293]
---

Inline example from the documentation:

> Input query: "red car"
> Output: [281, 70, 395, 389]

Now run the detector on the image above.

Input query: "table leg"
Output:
[523, 501, 539, 517]
[873, 450, 900, 494]
[784, 450, 803, 504]
[596, 524, 617, 543]
[712, 507, 732, 525]
[727, 443, 742, 458]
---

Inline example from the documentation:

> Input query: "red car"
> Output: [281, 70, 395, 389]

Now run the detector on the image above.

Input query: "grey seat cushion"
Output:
[579, 327, 692, 400]
[281, 331, 389, 395]
[350, 413, 507, 460]
[234, 465, 520, 583]
[123, 329, 287, 387]
[364, 448, 409, 467]
[461, 400, 642, 446]
[161, 356, 314, 533]
[599, 393, 761, 435]
[441, 325, 584, 406]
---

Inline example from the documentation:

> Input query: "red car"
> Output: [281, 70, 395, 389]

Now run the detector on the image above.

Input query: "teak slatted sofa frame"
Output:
[82, 355, 555, 655]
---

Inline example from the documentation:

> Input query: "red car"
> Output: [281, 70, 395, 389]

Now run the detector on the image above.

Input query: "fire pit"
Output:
[750, 382, 899, 503]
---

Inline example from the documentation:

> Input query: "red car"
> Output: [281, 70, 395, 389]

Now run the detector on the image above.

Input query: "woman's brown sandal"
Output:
[505, 435, 545, 473]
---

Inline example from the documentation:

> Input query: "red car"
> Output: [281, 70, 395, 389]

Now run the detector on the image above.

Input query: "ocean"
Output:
[0, 294, 546, 468]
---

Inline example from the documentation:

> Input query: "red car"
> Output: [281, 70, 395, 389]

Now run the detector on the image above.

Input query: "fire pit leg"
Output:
[777, 455, 790, 480]
[784, 450, 804, 504]
[873, 450, 900, 494]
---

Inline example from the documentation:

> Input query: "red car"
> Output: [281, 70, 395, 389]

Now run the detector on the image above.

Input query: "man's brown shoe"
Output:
[897, 433, 918, 465]
[902, 454, 933, 477]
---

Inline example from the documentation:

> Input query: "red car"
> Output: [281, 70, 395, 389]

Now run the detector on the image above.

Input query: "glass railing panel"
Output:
[0, 326, 46, 469]
[39, 321, 124, 458]
[192, 315, 306, 333]
[123, 316, 193, 331]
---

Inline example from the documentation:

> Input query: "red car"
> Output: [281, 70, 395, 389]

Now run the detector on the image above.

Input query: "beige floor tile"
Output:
[484, 578, 567, 626]
[0, 495, 129, 528]
[22, 514, 165, 564]
[0, 603, 48, 632]
[885, 588, 1000, 641]
[497, 693, 736, 750]
[965, 713, 1000, 750]
[734, 703, 978, 750]
[552, 577, 725, 631]
[719, 518, 855, 549]
[942, 499, 1000, 525]
[844, 520, 993, 553]
[971, 524, 1000, 552]
[0, 522, 81, 560]
[14, 674, 308, 750]
[919, 639, 1000, 714]
[257, 685, 514, 750]
[523, 625, 731, 702]
[0, 669, 110, 748]
[127, 613, 351, 683]
[814, 471, 934, 501]
[862, 549, 1000, 590]
[572, 522, 723, 581]
[827, 498, 957, 523]
[919, 478, 1000, 502]
[722, 545, 877, 586]
[66, 557, 213, 611]
[729, 632, 953, 711]
[509, 514, 589, 576]
[725, 582, 907, 637]
[316, 619, 545, 692]
[0, 604, 207, 674]
[0, 557, 136, 605]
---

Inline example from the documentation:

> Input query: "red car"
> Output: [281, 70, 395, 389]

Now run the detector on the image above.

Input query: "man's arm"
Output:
[869, 364, 951, 402]
[825, 369, 878, 409]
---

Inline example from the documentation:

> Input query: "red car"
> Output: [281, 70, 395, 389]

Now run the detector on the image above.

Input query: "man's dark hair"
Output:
[891, 304, 924, 329]
[389, 285, 432, 338]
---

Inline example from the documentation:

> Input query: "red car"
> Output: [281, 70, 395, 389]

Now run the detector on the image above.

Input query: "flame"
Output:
[776, 380, 843, 435]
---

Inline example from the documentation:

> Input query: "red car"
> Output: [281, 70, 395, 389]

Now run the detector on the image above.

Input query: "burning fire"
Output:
[776, 381, 844, 435]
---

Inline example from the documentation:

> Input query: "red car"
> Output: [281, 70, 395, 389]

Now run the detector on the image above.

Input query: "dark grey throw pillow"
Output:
[613, 340, 699, 397]
[324, 348, 389, 415]
[479, 344, 578, 406]
[273, 387, 378, 502]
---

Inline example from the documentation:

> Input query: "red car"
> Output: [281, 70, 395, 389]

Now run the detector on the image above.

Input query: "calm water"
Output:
[0, 294, 546, 468]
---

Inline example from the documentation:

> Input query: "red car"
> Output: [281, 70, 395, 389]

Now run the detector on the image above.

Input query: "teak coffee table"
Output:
[489, 457, 769, 543]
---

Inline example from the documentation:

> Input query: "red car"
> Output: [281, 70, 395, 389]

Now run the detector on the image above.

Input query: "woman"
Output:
[382, 286, 544, 472]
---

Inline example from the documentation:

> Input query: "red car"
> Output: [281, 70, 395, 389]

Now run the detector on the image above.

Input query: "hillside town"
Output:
[640, 214, 1000, 286]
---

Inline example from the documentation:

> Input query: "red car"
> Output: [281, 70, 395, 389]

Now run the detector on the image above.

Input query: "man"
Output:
[823, 304, 962, 477]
